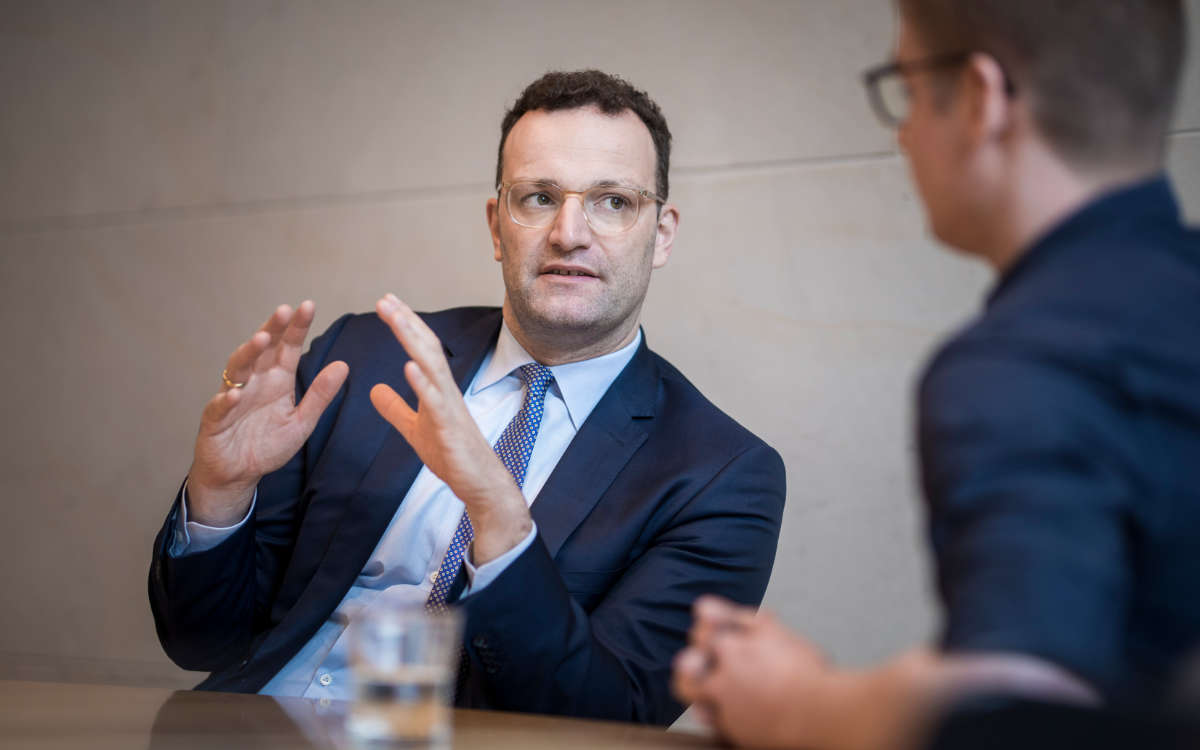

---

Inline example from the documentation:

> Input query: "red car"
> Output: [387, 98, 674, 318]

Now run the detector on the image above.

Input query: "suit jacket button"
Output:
[472, 635, 488, 648]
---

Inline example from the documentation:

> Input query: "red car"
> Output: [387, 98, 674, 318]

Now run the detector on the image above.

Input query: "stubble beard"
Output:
[498, 234, 655, 357]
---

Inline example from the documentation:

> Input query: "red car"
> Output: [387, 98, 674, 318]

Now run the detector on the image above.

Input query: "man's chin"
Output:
[511, 301, 611, 335]
[527, 310, 605, 333]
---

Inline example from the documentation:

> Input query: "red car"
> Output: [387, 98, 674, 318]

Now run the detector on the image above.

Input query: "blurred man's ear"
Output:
[963, 52, 1016, 149]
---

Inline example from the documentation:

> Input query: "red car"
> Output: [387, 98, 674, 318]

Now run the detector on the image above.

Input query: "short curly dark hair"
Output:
[494, 69, 672, 200]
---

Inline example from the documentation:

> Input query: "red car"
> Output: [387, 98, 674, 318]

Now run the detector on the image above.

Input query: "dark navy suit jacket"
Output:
[919, 177, 1200, 705]
[149, 307, 785, 725]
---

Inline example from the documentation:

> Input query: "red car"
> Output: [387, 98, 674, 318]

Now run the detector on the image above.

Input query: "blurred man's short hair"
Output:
[898, 0, 1187, 169]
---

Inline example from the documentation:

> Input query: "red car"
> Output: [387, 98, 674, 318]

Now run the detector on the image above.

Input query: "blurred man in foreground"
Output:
[674, 1, 1199, 747]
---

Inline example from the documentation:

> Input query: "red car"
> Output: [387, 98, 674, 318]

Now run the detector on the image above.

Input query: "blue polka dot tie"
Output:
[426, 362, 555, 612]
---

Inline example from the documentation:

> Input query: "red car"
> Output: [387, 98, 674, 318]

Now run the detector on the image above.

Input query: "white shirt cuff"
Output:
[169, 480, 257, 557]
[461, 522, 538, 597]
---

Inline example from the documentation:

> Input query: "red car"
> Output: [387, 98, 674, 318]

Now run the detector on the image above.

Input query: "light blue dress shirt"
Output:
[172, 322, 641, 699]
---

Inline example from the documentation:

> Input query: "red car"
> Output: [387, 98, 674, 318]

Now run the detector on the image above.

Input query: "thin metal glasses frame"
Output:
[498, 180, 665, 234]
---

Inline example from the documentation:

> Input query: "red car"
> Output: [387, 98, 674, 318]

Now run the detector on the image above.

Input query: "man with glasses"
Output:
[149, 69, 785, 725]
[675, 1, 1199, 747]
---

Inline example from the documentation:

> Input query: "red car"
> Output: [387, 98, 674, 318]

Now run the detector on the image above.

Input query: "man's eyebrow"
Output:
[514, 178, 641, 190]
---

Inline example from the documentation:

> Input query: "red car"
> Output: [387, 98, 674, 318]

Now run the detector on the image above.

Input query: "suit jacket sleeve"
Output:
[147, 314, 354, 673]
[457, 441, 785, 725]
[919, 343, 1138, 695]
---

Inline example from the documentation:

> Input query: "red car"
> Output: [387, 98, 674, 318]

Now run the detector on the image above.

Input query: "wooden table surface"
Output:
[0, 680, 720, 749]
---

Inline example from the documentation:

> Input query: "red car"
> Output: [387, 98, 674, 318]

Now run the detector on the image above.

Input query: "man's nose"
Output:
[548, 194, 592, 251]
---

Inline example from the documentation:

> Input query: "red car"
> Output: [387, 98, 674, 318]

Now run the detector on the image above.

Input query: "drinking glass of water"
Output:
[346, 602, 463, 746]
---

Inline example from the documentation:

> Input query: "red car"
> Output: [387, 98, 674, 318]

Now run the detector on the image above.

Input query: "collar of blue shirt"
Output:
[469, 323, 643, 431]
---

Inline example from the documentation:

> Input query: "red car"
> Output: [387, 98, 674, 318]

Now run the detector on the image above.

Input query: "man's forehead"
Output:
[501, 106, 656, 187]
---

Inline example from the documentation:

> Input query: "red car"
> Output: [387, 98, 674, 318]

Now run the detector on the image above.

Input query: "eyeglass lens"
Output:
[507, 182, 643, 233]
[873, 72, 911, 126]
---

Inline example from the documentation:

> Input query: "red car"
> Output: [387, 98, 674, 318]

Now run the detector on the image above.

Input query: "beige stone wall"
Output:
[1, 0, 1197, 690]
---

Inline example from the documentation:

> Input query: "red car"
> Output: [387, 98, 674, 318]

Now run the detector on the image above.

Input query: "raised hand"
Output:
[187, 301, 348, 526]
[369, 294, 531, 564]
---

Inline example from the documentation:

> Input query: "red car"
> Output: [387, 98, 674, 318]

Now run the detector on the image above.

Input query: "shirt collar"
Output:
[470, 322, 643, 430]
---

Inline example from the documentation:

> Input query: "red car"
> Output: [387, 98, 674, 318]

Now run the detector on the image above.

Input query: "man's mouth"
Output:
[541, 266, 598, 278]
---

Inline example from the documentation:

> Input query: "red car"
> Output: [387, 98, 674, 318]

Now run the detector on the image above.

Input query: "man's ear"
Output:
[652, 204, 679, 269]
[963, 52, 1014, 148]
[486, 196, 503, 261]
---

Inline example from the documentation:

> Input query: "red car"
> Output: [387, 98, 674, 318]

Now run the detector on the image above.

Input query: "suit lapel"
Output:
[314, 310, 501, 582]
[264, 310, 502, 653]
[531, 337, 659, 559]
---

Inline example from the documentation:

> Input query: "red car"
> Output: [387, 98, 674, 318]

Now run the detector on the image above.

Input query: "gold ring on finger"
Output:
[222, 369, 246, 389]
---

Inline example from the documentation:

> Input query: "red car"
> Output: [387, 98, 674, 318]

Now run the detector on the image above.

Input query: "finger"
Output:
[370, 382, 418, 444]
[224, 304, 293, 385]
[402, 359, 446, 412]
[222, 330, 271, 388]
[383, 293, 443, 347]
[672, 651, 725, 738]
[199, 387, 243, 430]
[708, 628, 750, 673]
[257, 303, 294, 344]
[691, 596, 752, 648]
[689, 615, 714, 648]
[698, 596, 757, 631]
[377, 295, 446, 370]
[702, 701, 730, 745]
[252, 304, 296, 374]
[671, 647, 708, 703]
[689, 702, 716, 730]
[377, 295, 456, 389]
[690, 623, 715, 650]
[294, 360, 349, 433]
[277, 300, 316, 373]
[694, 595, 745, 621]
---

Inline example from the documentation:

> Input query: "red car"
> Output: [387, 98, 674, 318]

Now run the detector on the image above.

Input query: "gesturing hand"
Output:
[188, 301, 348, 526]
[369, 294, 531, 564]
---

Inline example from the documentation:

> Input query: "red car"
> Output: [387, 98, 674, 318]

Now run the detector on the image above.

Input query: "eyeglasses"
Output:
[862, 52, 1016, 127]
[499, 180, 664, 235]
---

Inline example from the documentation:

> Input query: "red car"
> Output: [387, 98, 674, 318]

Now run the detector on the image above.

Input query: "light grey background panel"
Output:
[1177, 4, 1200, 130]
[1171, 133, 1200, 220]
[1, 0, 1197, 690]
[0, 0, 894, 228]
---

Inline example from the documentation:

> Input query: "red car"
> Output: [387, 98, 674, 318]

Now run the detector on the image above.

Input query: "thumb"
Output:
[295, 360, 349, 433]
[370, 382, 418, 443]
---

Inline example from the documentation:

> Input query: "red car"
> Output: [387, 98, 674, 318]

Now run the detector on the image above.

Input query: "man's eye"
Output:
[600, 195, 628, 211]
[535, 193, 553, 206]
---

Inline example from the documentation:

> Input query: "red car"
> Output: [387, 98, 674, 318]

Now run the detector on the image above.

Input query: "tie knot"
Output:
[518, 362, 555, 395]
